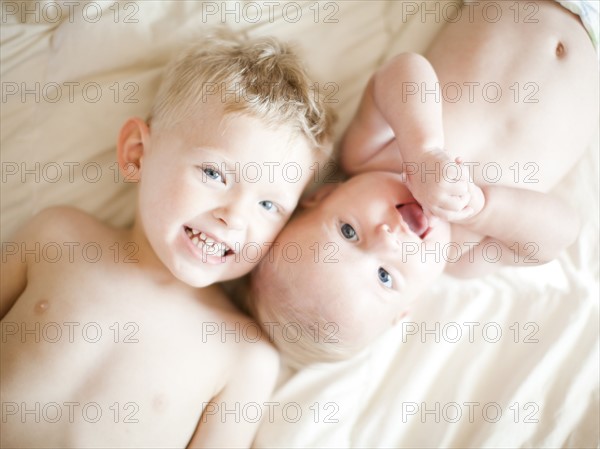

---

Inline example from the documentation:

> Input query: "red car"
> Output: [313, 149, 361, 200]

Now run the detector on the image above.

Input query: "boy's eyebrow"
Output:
[191, 147, 233, 165]
[270, 189, 297, 210]
[192, 147, 241, 175]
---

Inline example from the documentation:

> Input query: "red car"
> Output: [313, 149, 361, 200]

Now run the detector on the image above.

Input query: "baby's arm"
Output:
[187, 339, 279, 448]
[341, 52, 444, 170]
[340, 53, 473, 221]
[446, 185, 580, 278]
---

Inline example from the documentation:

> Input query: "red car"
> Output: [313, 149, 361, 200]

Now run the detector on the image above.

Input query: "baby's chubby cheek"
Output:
[405, 227, 452, 273]
[248, 229, 286, 263]
[401, 278, 429, 307]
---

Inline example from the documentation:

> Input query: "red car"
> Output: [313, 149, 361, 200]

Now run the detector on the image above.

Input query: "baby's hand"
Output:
[401, 149, 478, 222]
[451, 180, 485, 224]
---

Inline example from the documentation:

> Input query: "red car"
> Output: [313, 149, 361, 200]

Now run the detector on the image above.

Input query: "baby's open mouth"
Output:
[396, 203, 430, 239]
[184, 226, 234, 257]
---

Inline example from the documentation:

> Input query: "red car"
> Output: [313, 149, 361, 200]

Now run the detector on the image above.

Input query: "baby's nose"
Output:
[374, 223, 401, 252]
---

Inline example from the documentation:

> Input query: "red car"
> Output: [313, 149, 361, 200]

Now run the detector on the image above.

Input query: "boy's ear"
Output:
[116, 117, 150, 181]
[300, 183, 338, 209]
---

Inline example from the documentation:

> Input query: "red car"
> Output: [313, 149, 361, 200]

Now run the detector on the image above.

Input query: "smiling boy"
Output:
[0, 31, 334, 448]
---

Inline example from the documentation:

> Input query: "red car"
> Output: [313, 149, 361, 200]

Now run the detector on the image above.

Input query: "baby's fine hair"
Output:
[149, 28, 335, 153]
[243, 257, 360, 369]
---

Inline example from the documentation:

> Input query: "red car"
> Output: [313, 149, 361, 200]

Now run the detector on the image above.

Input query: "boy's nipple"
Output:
[34, 299, 50, 314]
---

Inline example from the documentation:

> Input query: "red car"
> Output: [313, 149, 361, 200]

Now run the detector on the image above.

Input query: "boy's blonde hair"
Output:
[149, 29, 335, 154]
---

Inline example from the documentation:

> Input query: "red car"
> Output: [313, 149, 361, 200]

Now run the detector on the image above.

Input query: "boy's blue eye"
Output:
[378, 267, 393, 288]
[203, 167, 224, 183]
[341, 223, 358, 241]
[259, 200, 278, 213]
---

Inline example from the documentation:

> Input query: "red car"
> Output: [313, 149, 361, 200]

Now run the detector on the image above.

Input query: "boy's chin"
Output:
[174, 273, 215, 288]
[168, 266, 222, 288]
[176, 266, 255, 288]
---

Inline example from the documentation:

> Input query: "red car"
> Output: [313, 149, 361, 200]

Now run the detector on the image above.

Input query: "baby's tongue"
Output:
[397, 203, 429, 237]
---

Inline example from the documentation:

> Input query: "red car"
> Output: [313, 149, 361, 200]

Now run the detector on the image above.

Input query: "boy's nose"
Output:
[212, 206, 246, 231]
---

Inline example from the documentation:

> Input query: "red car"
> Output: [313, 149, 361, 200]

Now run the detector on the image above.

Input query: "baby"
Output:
[0, 32, 334, 447]
[246, 0, 599, 366]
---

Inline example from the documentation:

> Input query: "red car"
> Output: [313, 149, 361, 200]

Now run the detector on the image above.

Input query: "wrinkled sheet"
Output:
[1, 1, 598, 447]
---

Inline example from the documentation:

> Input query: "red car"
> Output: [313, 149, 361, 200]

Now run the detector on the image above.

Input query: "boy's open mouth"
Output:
[396, 203, 430, 239]
[184, 226, 235, 257]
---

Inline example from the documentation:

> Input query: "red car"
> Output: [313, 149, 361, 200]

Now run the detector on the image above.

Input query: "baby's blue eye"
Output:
[259, 200, 278, 213]
[341, 223, 358, 241]
[203, 167, 224, 183]
[378, 267, 393, 288]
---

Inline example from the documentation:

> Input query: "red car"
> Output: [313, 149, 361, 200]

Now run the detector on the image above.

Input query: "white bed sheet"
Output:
[1, 1, 598, 447]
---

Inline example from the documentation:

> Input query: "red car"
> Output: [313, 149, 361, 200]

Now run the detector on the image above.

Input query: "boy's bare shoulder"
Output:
[228, 327, 280, 392]
[195, 285, 280, 396]
[19, 206, 115, 243]
[195, 285, 278, 357]
[241, 330, 279, 365]
[233, 313, 279, 378]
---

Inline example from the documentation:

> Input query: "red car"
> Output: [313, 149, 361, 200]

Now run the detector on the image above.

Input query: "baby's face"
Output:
[136, 102, 313, 287]
[264, 171, 451, 348]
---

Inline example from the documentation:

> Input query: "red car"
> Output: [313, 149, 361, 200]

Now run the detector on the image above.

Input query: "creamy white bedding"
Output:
[1, 1, 598, 447]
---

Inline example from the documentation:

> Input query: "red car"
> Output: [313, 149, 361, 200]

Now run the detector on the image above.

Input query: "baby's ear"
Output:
[116, 117, 150, 182]
[300, 183, 338, 209]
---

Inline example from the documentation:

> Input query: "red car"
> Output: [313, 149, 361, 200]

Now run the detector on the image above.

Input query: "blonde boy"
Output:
[247, 0, 599, 367]
[0, 32, 333, 447]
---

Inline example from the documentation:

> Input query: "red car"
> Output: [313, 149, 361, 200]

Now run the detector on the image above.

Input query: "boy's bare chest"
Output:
[1, 258, 235, 447]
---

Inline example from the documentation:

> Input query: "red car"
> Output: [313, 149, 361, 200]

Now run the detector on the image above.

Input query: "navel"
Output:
[34, 299, 50, 314]
[556, 41, 565, 57]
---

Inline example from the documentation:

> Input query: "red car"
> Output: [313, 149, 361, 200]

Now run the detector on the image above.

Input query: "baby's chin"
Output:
[326, 311, 391, 348]
[332, 324, 396, 361]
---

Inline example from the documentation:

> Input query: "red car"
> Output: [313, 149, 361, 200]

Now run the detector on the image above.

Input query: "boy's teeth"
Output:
[186, 226, 231, 256]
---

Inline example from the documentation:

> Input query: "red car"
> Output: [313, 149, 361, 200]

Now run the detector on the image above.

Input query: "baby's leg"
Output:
[426, 0, 598, 191]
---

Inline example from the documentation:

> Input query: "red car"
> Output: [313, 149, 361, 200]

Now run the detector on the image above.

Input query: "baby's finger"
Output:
[439, 179, 470, 196]
[438, 170, 469, 191]
[430, 193, 470, 211]
[428, 205, 457, 222]
[430, 205, 474, 223]
[446, 206, 476, 223]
